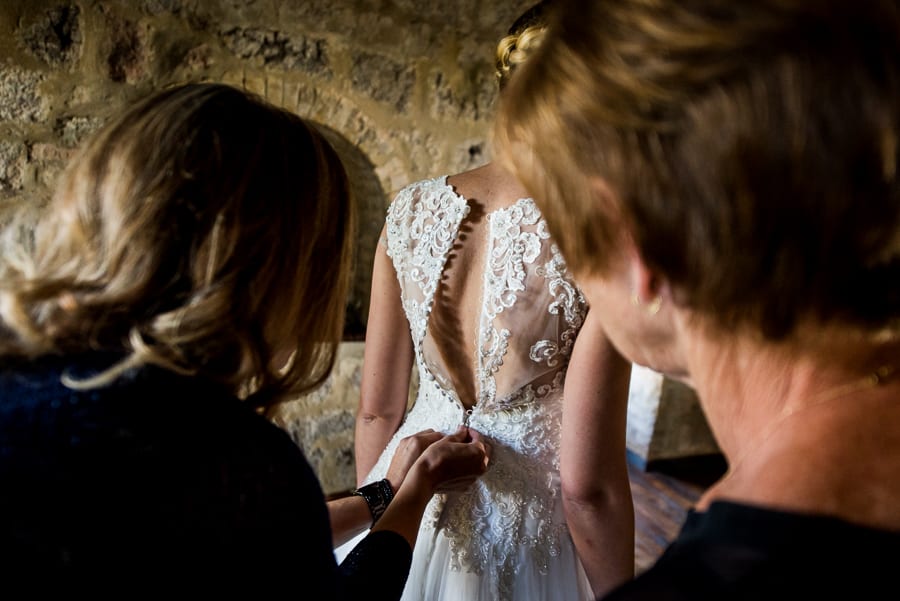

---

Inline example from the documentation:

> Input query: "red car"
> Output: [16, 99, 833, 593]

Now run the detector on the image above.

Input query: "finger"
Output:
[404, 429, 438, 443]
[457, 445, 491, 473]
[434, 476, 480, 492]
[443, 426, 470, 443]
[465, 431, 492, 458]
[466, 428, 487, 444]
[407, 430, 443, 450]
[474, 441, 491, 469]
[418, 430, 444, 443]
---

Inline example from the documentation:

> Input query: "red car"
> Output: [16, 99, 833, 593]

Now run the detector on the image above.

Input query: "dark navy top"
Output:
[603, 499, 900, 600]
[0, 353, 411, 597]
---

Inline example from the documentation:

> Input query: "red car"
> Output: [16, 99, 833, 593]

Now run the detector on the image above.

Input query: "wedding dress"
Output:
[337, 175, 593, 600]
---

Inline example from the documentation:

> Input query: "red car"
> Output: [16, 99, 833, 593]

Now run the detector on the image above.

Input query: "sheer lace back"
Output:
[384, 176, 586, 417]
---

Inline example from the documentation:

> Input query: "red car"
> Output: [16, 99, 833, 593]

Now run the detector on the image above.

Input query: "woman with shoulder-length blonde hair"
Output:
[1, 82, 352, 402]
[496, 0, 900, 598]
[0, 82, 490, 595]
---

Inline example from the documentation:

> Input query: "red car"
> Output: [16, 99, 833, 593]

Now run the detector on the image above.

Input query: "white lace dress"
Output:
[337, 176, 593, 600]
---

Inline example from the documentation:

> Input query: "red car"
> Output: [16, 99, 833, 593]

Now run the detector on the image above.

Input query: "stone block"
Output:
[0, 141, 27, 193]
[351, 51, 415, 112]
[105, 16, 151, 84]
[0, 67, 46, 123]
[140, 0, 186, 16]
[269, 341, 418, 495]
[220, 27, 330, 75]
[626, 365, 720, 468]
[180, 43, 214, 71]
[54, 115, 103, 147]
[269, 341, 367, 495]
[429, 68, 496, 122]
[18, 4, 82, 67]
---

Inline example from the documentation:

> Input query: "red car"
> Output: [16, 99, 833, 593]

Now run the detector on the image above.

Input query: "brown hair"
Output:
[496, 0, 900, 339]
[0, 83, 355, 406]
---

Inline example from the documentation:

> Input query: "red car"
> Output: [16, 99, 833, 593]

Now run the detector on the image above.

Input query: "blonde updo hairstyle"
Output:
[0, 83, 355, 407]
[495, 2, 551, 90]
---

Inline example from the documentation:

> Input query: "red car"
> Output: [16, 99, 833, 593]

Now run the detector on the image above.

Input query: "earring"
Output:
[631, 291, 662, 315]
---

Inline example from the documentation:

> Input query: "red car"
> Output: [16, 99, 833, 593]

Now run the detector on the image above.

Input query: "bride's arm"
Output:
[560, 310, 635, 597]
[354, 227, 415, 483]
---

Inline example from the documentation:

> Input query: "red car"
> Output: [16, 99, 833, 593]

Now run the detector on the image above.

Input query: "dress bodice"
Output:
[384, 175, 587, 419]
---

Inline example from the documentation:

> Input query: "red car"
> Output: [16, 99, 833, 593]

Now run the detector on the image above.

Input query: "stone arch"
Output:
[313, 121, 387, 339]
[247, 73, 415, 337]
[293, 90, 413, 337]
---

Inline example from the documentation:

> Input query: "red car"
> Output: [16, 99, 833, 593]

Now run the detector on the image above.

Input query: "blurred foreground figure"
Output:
[497, 0, 900, 598]
[0, 82, 489, 597]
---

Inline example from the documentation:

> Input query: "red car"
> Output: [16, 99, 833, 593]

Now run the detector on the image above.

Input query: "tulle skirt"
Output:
[335, 381, 593, 600]
[335, 515, 593, 601]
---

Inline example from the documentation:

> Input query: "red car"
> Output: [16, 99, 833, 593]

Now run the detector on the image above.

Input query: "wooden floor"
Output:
[628, 452, 727, 573]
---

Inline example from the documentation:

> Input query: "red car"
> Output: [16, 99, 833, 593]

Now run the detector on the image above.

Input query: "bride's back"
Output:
[386, 162, 586, 413]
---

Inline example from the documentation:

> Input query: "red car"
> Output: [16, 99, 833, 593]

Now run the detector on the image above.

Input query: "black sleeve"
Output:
[207, 401, 413, 600]
[339, 530, 413, 601]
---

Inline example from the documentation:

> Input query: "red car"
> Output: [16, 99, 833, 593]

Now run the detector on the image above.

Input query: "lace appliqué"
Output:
[385, 177, 469, 347]
[478, 199, 544, 411]
[530, 244, 586, 368]
[433, 373, 568, 599]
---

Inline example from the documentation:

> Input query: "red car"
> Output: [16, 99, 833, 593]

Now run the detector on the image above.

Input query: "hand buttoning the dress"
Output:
[385, 426, 491, 495]
[330, 426, 490, 549]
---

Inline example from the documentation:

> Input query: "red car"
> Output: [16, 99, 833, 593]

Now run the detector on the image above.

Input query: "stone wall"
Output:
[0, 0, 537, 495]
[0, 0, 719, 495]
[0, 0, 536, 327]
[626, 366, 720, 469]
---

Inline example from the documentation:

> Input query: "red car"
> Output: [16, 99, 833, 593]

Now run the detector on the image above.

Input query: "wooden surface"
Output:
[629, 452, 727, 573]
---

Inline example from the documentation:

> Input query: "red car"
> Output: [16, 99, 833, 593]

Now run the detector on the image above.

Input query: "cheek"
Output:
[579, 276, 622, 316]
[578, 276, 644, 363]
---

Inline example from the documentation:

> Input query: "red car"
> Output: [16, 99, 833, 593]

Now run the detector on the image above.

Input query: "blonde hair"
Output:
[496, 26, 547, 89]
[495, 2, 551, 89]
[0, 83, 355, 406]
[497, 0, 900, 339]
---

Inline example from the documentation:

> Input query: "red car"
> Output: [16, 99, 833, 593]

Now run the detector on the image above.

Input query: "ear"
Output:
[625, 243, 673, 309]
[587, 175, 673, 305]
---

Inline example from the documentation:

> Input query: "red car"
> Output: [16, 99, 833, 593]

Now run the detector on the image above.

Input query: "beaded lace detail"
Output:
[373, 175, 588, 598]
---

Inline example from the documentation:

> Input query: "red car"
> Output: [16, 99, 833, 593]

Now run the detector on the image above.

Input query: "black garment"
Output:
[0, 354, 411, 598]
[603, 500, 900, 601]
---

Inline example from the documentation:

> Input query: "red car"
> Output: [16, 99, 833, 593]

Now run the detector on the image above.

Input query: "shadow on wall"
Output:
[314, 122, 387, 341]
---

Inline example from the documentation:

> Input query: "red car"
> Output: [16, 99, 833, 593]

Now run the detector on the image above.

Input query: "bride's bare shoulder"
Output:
[446, 162, 529, 208]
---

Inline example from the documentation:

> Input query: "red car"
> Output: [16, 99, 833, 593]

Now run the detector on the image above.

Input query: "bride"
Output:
[340, 2, 635, 599]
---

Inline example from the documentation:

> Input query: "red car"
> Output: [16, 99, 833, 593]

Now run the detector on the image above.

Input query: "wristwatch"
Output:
[352, 478, 395, 526]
